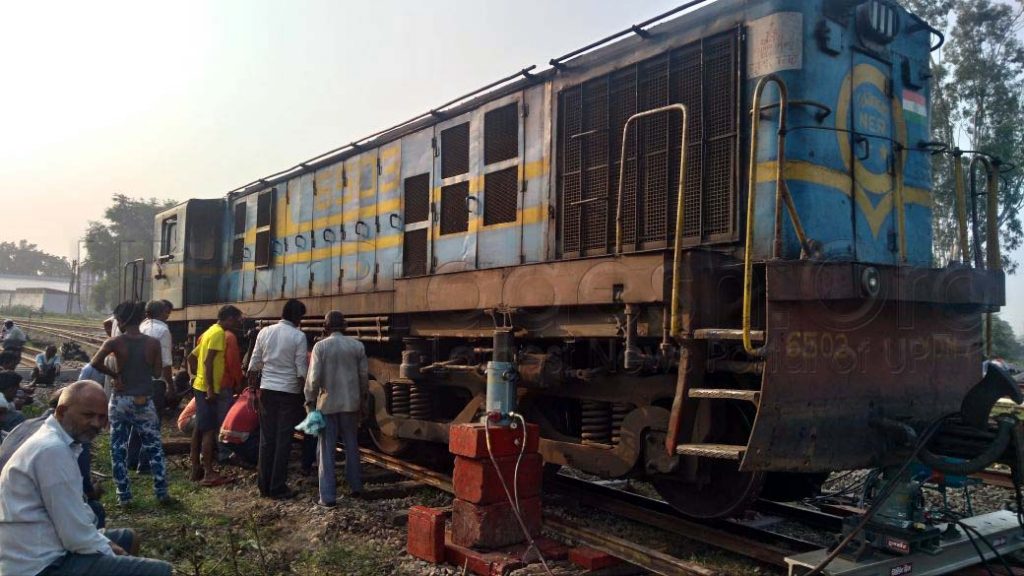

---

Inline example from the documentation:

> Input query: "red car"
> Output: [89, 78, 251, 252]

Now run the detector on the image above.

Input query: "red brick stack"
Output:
[448, 421, 542, 549]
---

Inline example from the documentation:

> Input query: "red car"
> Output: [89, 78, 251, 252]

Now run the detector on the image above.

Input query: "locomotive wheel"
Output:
[651, 402, 764, 519]
[367, 379, 410, 455]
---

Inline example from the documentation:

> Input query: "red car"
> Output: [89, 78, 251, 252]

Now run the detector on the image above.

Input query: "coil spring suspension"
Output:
[390, 382, 410, 417]
[409, 384, 433, 420]
[611, 402, 631, 445]
[581, 400, 613, 445]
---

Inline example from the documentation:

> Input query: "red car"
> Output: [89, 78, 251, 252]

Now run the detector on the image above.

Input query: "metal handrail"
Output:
[612, 104, 688, 339]
[742, 74, 810, 356]
[968, 154, 1002, 358]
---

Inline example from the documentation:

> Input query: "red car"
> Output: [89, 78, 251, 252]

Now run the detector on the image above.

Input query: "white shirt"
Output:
[0, 416, 113, 575]
[247, 320, 308, 394]
[140, 318, 173, 370]
[305, 333, 368, 414]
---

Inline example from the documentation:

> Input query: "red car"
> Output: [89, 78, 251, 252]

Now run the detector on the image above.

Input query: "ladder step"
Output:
[688, 389, 761, 403]
[675, 443, 746, 460]
[706, 360, 764, 374]
[692, 328, 765, 342]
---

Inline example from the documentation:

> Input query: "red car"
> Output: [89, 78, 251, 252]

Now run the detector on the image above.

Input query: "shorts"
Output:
[193, 388, 233, 433]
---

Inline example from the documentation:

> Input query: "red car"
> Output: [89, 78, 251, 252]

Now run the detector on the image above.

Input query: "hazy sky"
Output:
[0, 0, 1021, 331]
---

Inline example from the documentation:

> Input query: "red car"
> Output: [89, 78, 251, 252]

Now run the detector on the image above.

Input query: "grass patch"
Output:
[292, 538, 395, 576]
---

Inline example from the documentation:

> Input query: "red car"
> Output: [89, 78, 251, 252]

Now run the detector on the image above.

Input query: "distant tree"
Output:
[0, 240, 72, 277]
[986, 315, 1024, 362]
[899, 0, 1024, 271]
[84, 194, 176, 311]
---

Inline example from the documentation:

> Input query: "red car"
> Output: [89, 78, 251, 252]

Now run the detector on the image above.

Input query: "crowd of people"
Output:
[0, 298, 370, 574]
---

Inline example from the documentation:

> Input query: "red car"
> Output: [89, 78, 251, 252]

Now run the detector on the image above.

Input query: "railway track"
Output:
[346, 443, 831, 574]
[11, 318, 105, 354]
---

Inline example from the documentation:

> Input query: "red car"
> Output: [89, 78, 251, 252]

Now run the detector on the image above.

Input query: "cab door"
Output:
[433, 113, 477, 272]
[848, 55, 898, 265]
[290, 174, 315, 298]
[476, 95, 523, 269]
[311, 167, 337, 297]
[399, 127, 434, 279]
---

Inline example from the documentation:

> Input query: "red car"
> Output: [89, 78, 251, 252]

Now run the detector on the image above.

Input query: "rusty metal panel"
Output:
[484, 103, 519, 165]
[402, 228, 428, 277]
[743, 297, 983, 472]
[484, 166, 518, 226]
[440, 182, 469, 235]
[441, 122, 470, 178]
[403, 173, 430, 224]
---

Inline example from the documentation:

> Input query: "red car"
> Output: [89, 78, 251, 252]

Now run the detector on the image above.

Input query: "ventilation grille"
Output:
[231, 238, 244, 269]
[484, 167, 518, 226]
[403, 228, 428, 277]
[404, 173, 430, 224]
[233, 203, 246, 233]
[557, 29, 739, 255]
[485, 104, 519, 165]
[441, 123, 470, 178]
[440, 182, 469, 235]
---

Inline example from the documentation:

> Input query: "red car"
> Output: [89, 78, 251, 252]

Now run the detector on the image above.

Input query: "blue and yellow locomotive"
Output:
[154, 0, 1005, 518]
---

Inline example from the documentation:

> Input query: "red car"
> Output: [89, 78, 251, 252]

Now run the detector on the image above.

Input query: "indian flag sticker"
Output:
[902, 90, 927, 125]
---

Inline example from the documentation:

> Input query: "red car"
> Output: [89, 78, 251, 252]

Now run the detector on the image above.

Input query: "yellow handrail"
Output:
[969, 155, 1002, 357]
[613, 104, 688, 338]
[743, 74, 809, 356]
[894, 146, 908, 263]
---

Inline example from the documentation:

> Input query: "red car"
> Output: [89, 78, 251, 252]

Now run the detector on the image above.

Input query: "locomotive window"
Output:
[484, 104, 518, 165]
[160, 216, 178, 256]
[254, 189, 275, 269]
[255, 231, 271, 269]
[484, 167, 518, 226]
[188, 229, 216, 261]
[233, 203, 246, 233]
[403, 173, 430, 224]
[231, 238, 244, 269]
[439, 182, 469, 235]
[402, 228, 428, 277]
[441, 122, 470, 178]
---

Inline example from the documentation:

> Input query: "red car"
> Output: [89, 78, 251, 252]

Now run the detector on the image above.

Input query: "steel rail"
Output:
[339, 443, 767, 575]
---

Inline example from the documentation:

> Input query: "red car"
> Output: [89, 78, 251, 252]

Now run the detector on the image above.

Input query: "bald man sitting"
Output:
[0, 380, 172, 576]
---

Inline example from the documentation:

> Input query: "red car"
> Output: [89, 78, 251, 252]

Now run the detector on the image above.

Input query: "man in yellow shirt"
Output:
[188, 305, 242, 486]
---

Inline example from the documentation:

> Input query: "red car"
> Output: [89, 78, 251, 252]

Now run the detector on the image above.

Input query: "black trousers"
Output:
[257, 389, 305, 496]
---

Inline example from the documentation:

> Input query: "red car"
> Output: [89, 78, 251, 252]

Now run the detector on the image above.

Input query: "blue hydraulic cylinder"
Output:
[484, 329, 517, 424]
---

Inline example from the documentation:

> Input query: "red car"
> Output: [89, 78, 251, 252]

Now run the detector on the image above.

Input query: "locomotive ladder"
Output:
[668, 74, 811, 461]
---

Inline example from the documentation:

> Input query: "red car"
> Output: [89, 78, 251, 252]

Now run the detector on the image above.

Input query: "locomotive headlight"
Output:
[861, 266, 881, 298]
[856, 0, 900, 44]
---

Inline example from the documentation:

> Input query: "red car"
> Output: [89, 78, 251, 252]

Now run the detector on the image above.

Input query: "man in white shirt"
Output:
[304, 310, 368, 506]
[1, 320, 26, 353]
[247, 299, 309, 499]
[31, 345, 62, 386]
[128, 300, 175, 473]
[0, 380, 172, 576]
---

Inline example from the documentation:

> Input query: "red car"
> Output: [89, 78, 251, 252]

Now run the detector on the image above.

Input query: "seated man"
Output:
[0, 351, 26, 435]
[0, 393, 105, 528]
[31, 345, 62, 387]
[1, 320, 26, 353]
[220, 387, 260, 467]
[0, 380, 172, 576]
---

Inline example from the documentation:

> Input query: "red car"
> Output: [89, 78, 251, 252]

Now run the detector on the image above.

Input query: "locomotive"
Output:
[153, 0, 1006, 519]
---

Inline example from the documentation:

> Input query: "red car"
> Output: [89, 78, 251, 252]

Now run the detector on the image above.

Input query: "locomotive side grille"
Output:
[441, 122, 470, 178]
[639, 57, 670, 245]
[671, 45, 703, 239]
[402, 228, 428, 277]
[403, 173, 430, 224]
[561, 87, 583, 254]
[484, 103, 519, 165]
[582, 78, 610, 252]
[704, 33, 738, 239]
[440, 182, 469, 235]
[557, 28, 739, 255]
[609, 68, 638, 246]
[484, 166, 518, 226]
